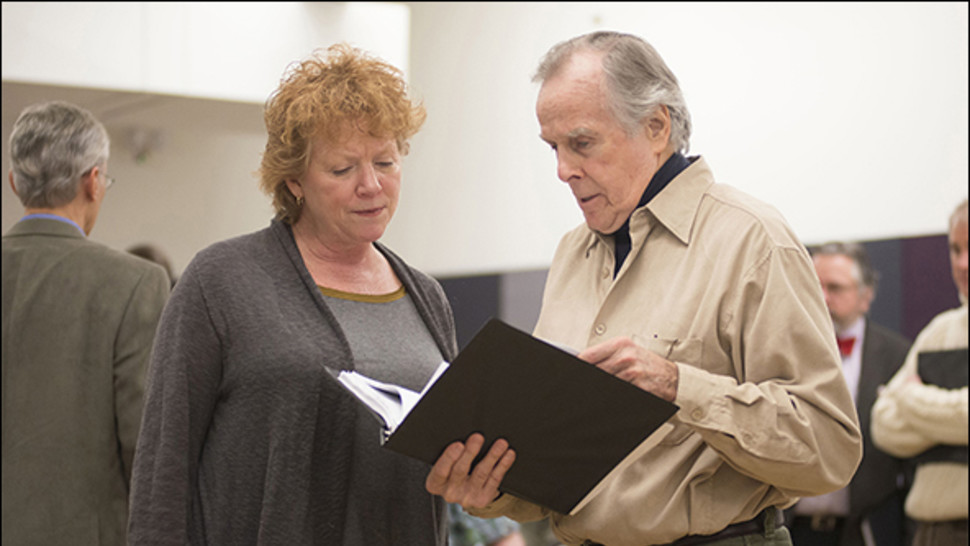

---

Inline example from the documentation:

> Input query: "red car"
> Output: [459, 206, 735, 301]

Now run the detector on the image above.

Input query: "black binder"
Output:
[913, 348, 969, 465]
[381, 319, 679, 515]
[917, 348, 969, 389]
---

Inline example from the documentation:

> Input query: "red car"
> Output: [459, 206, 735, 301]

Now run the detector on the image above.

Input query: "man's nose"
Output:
[557, 153, 582, 183]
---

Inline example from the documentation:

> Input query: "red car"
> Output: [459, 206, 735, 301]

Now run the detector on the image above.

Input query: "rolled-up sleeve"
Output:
[675, 247, 862, 496]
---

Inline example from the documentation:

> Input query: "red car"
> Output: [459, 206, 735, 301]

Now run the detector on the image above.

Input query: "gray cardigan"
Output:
[128, 220, 457, 545]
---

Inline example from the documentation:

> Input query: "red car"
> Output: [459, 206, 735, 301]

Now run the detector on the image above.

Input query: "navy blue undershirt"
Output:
[611, 152, 695, 277]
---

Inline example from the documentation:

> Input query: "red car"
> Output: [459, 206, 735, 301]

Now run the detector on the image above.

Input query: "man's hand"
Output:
[578, 337, 679, 402]
[425, 433, 516, 508]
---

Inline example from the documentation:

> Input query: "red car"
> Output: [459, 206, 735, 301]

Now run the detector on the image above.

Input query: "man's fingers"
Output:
[578, 336, 634, 366]
[577, 340, 613, 364]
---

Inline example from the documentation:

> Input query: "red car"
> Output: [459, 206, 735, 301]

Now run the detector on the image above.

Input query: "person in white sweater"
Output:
[871, 198, 968, 546]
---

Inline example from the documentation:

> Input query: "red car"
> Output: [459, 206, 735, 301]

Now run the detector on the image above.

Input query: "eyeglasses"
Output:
[82, 167, 116, 191]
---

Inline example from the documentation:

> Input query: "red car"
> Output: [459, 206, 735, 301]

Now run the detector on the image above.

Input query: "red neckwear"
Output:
[837, 336, 856, 357]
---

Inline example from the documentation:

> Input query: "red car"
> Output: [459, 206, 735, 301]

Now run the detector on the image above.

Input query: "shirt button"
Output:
[594, 324, 607, 336]
[691, 408, 705, 420]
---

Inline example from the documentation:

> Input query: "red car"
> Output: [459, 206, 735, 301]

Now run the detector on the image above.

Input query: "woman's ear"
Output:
[284, 178, 302, 200]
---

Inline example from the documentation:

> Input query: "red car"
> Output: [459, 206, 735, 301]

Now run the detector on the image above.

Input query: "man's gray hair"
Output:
[811, 241, 880, 296]
[950, 198, 968, 231]
[532, 31, 692, 154]
[9, 101, 110, 209]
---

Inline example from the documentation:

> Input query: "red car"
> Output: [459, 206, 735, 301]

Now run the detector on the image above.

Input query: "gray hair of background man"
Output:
[532, 30, 693, 155]
[9, 101, 110, 209]
[811, 241, 880, 297]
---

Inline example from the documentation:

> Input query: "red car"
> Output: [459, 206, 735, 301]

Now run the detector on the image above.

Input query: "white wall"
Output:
[2, 2, 410, 101]
[2, 1, 409, 276]
[1, 83, 273, 277]
[3, 2, 967, 278]
[390, 1, 968, 275]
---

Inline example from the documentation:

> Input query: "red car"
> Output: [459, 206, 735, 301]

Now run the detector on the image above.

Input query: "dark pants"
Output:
[681, 527, 792, 546]
[788, 515, 847, 546]
[912, 519, 968, 546]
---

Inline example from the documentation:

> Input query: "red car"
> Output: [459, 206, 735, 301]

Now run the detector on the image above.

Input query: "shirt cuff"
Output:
[675, 362, 738, 424]
[465, 492, 520, 519]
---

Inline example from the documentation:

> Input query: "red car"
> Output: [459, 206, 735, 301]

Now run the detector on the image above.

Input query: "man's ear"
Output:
[645, 105, 672, 152]
[9, 171, 18, 197]
[860, 286, 875, 314]
[80, 166, 101, 201]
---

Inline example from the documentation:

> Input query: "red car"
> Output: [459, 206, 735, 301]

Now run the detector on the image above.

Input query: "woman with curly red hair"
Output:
[128, 44, 455, 545]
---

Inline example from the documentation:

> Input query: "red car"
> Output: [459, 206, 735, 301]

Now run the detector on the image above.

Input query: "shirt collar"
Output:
[19, 213, 85, 236]
[583, 155, 715, 255]
[610, 153, 691, 237]
[635, 155, 712, 245]
[638, 153, 692, 210]
[836, 316, 866, 342]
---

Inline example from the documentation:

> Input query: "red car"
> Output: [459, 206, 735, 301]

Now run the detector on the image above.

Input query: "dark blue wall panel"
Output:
[901, 234, 958, 341]
[863, 238, 904, 336]
[437, 275, 500, 350]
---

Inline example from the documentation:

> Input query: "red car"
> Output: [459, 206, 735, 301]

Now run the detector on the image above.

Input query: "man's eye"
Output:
[375, 161, 394, 169]
[573, 140, 590, 150]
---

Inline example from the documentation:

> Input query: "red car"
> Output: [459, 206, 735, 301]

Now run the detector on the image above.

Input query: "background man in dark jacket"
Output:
[788, 241, 913, 546]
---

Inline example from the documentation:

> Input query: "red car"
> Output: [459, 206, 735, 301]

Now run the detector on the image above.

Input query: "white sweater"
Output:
[871, 303, 968, 521]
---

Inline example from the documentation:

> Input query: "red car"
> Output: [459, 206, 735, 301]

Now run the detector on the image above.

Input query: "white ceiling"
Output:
[2, 80, 265, 136]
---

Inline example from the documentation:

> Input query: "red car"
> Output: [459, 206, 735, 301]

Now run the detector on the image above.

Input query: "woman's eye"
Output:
[332, 166, 352, 176]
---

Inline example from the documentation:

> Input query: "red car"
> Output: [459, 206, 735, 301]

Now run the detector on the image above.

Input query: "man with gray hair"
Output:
[2, 101, 169, 545]
[787, 242, 911, 546]
[427, 31, 862, 545]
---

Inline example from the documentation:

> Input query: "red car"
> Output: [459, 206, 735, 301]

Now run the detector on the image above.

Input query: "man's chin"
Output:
[584, 215, 622, 235]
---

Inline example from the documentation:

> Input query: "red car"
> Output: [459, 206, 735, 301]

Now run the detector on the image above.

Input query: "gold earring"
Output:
[296, 196, 305, 207]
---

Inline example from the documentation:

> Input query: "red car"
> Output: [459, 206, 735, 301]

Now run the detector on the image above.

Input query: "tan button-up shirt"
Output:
[469, 157, 862, 545]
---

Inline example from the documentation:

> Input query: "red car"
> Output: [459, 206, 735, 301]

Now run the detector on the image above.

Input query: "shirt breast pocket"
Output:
[635, 334, 703, 365]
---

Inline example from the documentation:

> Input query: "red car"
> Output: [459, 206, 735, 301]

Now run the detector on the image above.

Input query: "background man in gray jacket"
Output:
[2, 101, 170, 545]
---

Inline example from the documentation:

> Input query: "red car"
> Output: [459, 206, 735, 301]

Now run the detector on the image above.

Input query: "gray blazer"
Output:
[2, 217, 170, 546]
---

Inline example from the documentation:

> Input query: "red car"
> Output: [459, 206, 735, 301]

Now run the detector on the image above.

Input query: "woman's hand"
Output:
[425, 433, 516, 508]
